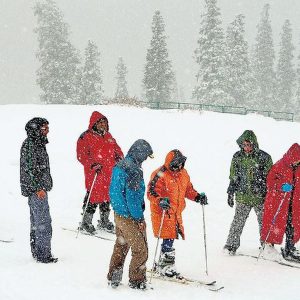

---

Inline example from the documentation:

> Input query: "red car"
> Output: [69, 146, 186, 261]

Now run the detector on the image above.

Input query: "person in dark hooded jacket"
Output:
[20, 117, 57, 263]
[224, 130, 273, 255]
[107, 139, 153, 290]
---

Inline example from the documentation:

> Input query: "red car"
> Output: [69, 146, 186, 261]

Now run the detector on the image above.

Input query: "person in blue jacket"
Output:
[107, 139, 153, 290]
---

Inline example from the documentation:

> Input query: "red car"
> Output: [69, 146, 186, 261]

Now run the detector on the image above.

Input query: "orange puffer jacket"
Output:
[147, 150, 198, 239]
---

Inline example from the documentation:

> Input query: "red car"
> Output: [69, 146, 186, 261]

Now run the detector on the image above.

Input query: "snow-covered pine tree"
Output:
[143, 10, 175, 103]
[225, 14, 254, 108]
[34, 0, 82, 104]
[115, 57, 129, 100]
[296, 56, 300, 113]
[193, 0, 231, 106]
[276, 20, 296, 112]
[82, 40, 104, 105]
[252, 4, 276, 110]
[170, 75, 179, 102]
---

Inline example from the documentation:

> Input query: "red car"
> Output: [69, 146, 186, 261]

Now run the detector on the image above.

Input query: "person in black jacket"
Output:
[20, 117, 57, 263]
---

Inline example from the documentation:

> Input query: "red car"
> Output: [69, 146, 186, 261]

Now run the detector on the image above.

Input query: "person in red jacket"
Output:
[261, 143, 300, 262]
[77, 111, 124, 234]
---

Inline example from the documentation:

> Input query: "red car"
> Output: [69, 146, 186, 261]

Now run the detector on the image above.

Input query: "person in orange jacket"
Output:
[147, 149, 208, 277]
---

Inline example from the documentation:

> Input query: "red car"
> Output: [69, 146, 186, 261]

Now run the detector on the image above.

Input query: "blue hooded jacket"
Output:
[109, 139, 153, 221]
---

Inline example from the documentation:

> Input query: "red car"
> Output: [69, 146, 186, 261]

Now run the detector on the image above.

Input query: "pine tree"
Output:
[225, 14, 254, 108]
[296, 57, 300, 111]
[276, 20, 295, 111]
[115, 57, 129, 99]
[252, 4, 276, 110]
[34, 0, 82, 104]
[193, 0, 231, 106]
[82, 40, 104, 105]
[143, 10, 174, 103]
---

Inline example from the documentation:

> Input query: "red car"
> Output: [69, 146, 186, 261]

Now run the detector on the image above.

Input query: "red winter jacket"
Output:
[261, 143, 300, 244]
[77, 111, 124, 203]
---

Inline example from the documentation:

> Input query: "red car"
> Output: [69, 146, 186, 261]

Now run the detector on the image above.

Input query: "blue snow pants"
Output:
[28, 193, 52, 260]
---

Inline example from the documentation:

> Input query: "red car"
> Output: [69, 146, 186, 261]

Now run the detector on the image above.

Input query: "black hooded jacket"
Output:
[20, 118, 53, 197]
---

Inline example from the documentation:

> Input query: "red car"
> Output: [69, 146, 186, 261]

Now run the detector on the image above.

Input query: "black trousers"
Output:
[82, 191, 110, 214]
[285, 202, 295, 253]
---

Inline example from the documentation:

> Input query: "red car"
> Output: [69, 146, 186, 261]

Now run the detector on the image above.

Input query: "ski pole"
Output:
[76, 172, 98, 238]
[257, 192, 288, 260]
[201, 204, 208, 276]
[149, 209, 166, 285]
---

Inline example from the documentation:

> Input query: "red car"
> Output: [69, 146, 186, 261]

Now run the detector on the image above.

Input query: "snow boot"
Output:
[97, 209, 115, 233]
[157, 249, 180, 278]
[81, 212, 96, 234]
[223, 245, 236, 256]
[108, 267, 123, 289]
[128, 281, 147, 290]
[37, 255, 58, 264]
[281, 247, 300, 263]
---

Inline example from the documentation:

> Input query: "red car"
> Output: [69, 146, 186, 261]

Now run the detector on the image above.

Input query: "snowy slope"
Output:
[0, 104, 300, 300]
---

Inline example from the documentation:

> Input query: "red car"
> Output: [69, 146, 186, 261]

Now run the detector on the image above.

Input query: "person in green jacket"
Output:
[224, 130, 273, 255]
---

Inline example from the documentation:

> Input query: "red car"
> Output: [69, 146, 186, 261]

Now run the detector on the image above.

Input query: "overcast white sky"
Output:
[0, 0, 300, 104]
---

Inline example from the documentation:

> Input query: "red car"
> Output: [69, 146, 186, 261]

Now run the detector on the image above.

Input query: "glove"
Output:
[159, 197, 170, 210]
[282, 183, 293, 192]
[36, 190, 46, 199]
[195, 193, 208, 205]
[91, 163, 102, 173]
[227, 194, 234, 207]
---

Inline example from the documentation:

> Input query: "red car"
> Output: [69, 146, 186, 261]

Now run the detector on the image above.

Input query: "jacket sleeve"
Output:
[147, 170, 168, 200]
[185, 181, 199, 201]
[20, 140, 43, 195]
[77, 133, 93, 167]
[114, 139, 124, 162]
[227, 155, 238, 195]
[266, 164, 283, 192]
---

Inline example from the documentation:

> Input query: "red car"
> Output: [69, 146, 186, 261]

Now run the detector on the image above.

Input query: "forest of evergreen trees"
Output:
[34, 0, 300, 118]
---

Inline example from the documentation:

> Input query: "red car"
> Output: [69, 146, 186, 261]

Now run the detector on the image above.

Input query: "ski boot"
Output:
[281, 247, 300, 263]
[80, 212, 96, 234]
[157, 249, 182, 278]
[108, 268, 123, 289]
[97, 210, 115, 234]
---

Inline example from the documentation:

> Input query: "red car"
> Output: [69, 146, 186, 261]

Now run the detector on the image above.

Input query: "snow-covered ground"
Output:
[0, 104, 300, 300]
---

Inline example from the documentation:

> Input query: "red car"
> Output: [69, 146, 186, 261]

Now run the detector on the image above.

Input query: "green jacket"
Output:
[227, 130, 273, 206]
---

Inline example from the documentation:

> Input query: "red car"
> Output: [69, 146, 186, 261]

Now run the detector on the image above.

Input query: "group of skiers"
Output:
[19, 111, 300, 291]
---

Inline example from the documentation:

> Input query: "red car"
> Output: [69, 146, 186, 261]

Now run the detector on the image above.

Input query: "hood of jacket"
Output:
[164, 149, 187, 171]
[236, 130, 259, 151]
[88, 111, 109, 131]
[25, 117, 49, 144]
[126, 139, 153, 166]
[282, 143, 300, 167]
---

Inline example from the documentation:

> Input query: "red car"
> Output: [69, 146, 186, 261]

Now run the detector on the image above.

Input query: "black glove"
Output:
[227, 194, 234, 207]
[91, 163, 102, 174]
[159, 197, 170, 210]
[195, 193, 208, 205]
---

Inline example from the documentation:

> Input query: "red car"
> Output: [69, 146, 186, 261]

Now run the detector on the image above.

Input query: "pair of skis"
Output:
[147, 270, 224, 292]
[237, 252, 300, 269]
[62, 227, 114, 241]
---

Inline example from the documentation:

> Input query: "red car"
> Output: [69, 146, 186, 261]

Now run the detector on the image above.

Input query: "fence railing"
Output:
[139, 101, 294, 122]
